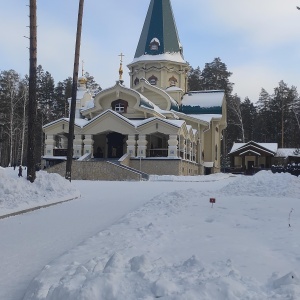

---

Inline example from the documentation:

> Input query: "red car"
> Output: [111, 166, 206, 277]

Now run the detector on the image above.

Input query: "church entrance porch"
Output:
[92, 132, 126, 159]
[107, 132, 125, 158]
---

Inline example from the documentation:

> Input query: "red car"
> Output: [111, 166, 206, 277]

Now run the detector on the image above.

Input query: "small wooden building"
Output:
[228, 141, 277, 173]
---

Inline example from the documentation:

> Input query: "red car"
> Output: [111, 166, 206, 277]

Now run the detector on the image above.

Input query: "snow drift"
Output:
[0, 168, 80, 216]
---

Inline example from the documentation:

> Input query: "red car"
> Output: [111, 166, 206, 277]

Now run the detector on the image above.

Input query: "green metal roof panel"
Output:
[135, 0, 182, 58]
[180, 105, 222, 115]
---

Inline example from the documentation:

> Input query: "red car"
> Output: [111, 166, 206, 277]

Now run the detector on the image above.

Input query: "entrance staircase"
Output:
[46, 157, 149, 181]
[89, 158, 149, 180]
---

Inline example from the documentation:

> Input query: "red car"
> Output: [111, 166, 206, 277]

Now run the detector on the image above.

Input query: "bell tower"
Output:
[128, 0, 189, 95]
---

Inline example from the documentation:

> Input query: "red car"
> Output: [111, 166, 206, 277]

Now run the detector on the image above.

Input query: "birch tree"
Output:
[0, 70, 24, 166]
[227, 94, 245, 142]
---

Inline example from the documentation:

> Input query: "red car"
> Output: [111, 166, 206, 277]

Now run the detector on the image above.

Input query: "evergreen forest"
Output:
[0, 58, 300, 167]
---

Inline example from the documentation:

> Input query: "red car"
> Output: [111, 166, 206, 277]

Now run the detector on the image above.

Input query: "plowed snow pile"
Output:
[0, 168, 80, 216]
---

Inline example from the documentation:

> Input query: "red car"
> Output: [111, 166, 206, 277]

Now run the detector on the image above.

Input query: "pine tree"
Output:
[200, 57, 234, 97]
[187, 66, 202, 91]
[255, 88, 273, 142]
[272, 81, 295, 147]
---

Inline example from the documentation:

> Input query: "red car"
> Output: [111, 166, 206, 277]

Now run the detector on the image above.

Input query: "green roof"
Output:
[135, 0, 182, 58]
[180, 105, 222, 115]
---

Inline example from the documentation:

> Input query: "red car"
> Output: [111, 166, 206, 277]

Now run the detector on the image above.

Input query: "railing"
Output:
[53, 148, 68, 156]
[147, 148, 168, 157]
[77, 152, 91, 161]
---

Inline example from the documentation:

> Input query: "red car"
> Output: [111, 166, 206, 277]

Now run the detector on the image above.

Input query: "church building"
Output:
[42, 0, 227, 178]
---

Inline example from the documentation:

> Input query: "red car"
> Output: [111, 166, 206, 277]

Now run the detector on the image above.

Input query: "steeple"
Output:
[128, 0, 189, 96]
[135, 0, 183, 58]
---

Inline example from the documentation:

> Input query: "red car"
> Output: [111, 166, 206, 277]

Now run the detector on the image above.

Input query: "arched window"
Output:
[111, 99, 128, 113]
[134, 77, 140, 86]
[148, 75, 158, 86]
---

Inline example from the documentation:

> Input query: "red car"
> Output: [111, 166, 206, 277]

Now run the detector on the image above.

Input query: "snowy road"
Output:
[0, 178, 231, 300]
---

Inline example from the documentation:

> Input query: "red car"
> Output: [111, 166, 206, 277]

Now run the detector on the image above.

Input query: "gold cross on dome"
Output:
[118, 52, 125, 63]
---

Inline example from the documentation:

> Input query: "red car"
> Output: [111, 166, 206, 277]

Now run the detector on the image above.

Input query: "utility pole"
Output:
[65, 0, 84, 181]
[27, 0, 37, 183]
[282, 107, 284, 148]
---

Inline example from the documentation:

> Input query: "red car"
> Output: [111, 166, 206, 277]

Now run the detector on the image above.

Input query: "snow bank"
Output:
[0, 168, 80, 216]
[23, 171, 300, 299]
[219, 170, 300, 198]
[149, 172, 233, 182]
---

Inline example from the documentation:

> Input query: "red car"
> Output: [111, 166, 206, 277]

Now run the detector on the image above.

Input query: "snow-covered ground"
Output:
[1, 167, 300, 299]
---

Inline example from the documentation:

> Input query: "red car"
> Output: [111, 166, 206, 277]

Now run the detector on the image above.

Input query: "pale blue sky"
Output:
[1, 0, 300, 102]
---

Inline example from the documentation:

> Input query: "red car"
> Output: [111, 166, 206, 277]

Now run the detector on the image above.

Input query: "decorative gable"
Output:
[149, 38, 160, 51]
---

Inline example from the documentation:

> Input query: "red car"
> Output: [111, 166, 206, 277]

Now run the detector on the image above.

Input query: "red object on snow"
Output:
[210, 198, 216, 203]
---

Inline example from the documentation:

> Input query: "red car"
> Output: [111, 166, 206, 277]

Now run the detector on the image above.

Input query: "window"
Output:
[115, 103, 125, 112]
[149, 38, 160, 51]
[112, 99, 128, 113]
[215, 145, 218, 161]
[134, 77, 140, 85]
[148, 75, 158, 86]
